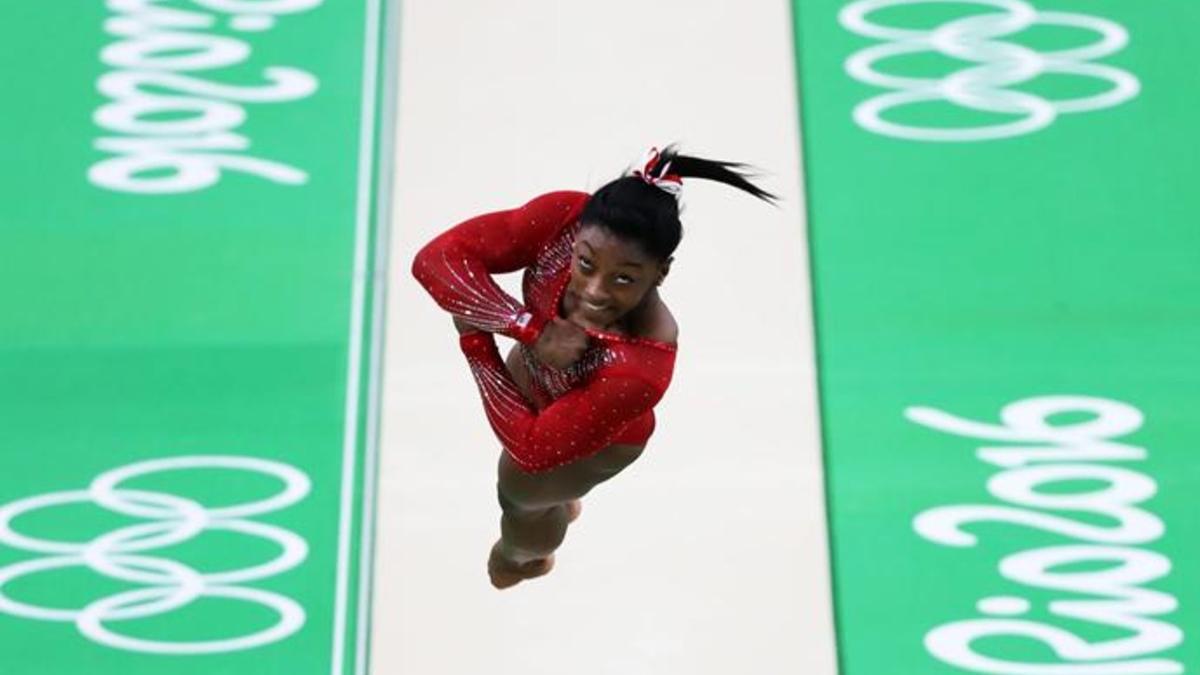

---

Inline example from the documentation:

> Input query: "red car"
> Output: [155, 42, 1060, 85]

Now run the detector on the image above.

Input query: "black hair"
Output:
[579, 145, 776, 261]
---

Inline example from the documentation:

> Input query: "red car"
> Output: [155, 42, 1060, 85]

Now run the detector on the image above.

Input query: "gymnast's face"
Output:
[564, 224, 670, 331]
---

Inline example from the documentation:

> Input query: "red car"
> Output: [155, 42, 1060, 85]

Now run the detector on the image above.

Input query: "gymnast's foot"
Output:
[488, 541, 555, 590]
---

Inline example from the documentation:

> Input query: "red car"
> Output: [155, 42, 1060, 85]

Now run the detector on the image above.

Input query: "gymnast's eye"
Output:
[577, 255, 593, 271]
[615, 274, 635, 285]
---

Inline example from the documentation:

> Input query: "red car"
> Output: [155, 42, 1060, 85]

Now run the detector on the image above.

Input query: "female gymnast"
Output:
[412, 146, 773, 589]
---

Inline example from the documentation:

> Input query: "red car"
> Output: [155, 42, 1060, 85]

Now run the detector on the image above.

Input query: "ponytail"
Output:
[579, 144, 774, 260]
[648, 144, 777, 203]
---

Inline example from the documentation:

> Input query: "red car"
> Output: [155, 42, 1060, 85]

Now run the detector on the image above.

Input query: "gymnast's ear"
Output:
[656, 256, 673, 286]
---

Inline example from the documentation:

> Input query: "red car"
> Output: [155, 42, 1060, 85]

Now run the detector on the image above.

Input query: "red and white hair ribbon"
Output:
[631, 147, 683, 197]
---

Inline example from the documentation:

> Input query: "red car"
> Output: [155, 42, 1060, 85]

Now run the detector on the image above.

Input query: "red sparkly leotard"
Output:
[412, 191, 678, 473]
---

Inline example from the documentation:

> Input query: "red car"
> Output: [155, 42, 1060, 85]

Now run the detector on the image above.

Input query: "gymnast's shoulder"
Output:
[631, 294, 678, 347]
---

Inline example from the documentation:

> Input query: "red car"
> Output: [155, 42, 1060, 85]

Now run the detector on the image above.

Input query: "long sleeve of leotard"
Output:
[458, 331, 675, 473]
[411, 191, 590, 344]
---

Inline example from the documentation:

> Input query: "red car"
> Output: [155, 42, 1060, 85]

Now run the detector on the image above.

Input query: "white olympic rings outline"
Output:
[0, 455, 311, 654]
[839, 0, 1141, 141]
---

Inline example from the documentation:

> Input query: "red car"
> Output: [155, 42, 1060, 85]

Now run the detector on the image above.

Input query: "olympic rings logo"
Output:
[839, 0, 1141, 141]
[0, 456, 311, 654]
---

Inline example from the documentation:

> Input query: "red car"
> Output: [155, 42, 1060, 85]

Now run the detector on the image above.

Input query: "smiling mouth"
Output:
[583, 301, 610, 313]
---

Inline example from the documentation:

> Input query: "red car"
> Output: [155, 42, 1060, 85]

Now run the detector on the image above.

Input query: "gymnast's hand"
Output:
[532, 317, 588, 369]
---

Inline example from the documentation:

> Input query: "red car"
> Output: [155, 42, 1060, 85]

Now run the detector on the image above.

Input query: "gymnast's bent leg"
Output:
[488, 451, 589, 588]
[496, 488, 572, 565]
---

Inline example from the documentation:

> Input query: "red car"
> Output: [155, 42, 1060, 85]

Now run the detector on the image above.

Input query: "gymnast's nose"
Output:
[583, 278, 610, 305]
